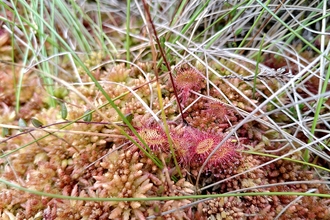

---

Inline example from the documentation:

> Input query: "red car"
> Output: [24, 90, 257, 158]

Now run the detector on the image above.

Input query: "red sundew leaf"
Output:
[181, 126, 222, 164]
[204, 101, 228, 118]
[174, 67, 205, 104]
[172, 125, 241, 171]
[138, 127, 167, 149]
[131, 119, 168, 152]
[207, 140, 241, 170]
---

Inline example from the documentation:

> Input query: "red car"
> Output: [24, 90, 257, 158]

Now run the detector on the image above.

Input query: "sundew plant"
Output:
[0, 0, 330, 219]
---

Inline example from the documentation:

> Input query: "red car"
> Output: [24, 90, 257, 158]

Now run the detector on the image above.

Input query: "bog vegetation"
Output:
[0, 0, 330, 219]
